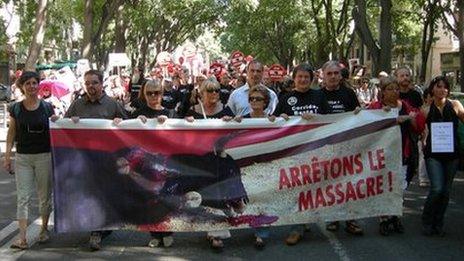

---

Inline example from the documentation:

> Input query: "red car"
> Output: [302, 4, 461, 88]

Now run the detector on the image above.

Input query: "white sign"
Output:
[108, 53, 131, 68]
[431, 122, 454, 153]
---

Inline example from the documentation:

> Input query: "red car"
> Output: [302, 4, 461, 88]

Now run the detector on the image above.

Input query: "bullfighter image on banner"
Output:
[50, 110, 403, 233]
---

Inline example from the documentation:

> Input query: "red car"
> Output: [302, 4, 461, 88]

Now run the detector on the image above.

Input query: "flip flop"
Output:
[10, 240, 28, 250]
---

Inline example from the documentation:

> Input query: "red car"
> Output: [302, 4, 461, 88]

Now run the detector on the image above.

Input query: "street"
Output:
[0, 159, 463, 261]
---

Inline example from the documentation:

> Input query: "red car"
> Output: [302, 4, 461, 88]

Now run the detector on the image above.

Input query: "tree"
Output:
[441, 0, 464, 91]
[80, 0, 125, 65]
[221, 0, 307, 67]
[419, 0, 441, 83]
[352, 0, 392, 75]
[124, 0, 224, 70]
[24, 0, 48, 70]
[221, 0, 355, 68]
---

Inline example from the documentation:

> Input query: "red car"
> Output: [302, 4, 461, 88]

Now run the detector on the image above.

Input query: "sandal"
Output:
[10, 239, 28, 250]
[254, 236, 265, 250]
[285, 232, 302, 246]
[209, 237, 224, 252]
[345, 220, 364, 235]
[38, 229, 50, 243]
[326, 221, 339, 232]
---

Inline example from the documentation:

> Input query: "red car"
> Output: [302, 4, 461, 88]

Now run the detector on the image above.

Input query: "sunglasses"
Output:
[146, 91, 162, 97]
[206, 89, 220, 93]
[249, 96, 265, 102]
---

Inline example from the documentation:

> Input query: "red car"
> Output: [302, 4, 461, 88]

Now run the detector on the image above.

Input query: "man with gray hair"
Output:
[321, 61, 364, 236]
[227, 61, 278, 116]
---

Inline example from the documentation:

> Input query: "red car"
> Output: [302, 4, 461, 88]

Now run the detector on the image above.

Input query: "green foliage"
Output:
[220, 0, 306, 66]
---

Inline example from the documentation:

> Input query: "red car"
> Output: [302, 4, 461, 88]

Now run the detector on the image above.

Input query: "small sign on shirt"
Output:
[431, 122, 454, 153]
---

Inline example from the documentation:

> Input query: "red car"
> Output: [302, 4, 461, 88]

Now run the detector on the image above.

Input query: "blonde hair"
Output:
[190, 77, 220, 104]
[139, 79, 163, 103]
[199, 77, 220, 93]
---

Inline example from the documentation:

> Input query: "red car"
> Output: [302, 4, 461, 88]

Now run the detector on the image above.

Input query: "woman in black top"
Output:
[131, 79, 176, 122]
[184, 77, 236, 251]
[4, 71, 56, 249]
[129, 79, 175, 247]
[421, 76, 464, 236]
[185, 77, 234, 121]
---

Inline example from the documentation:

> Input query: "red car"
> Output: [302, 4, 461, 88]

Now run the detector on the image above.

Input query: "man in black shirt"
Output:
[161, 78, 182, 110]
[394, 67, 422, 186]
[321, 61, 363, 236]
[321, 61, 360, 113]
[395, 67, 423, 109]
[280, 64, 330, 246]
[275, 64, 330, 118]
[219, 73, 235, 105]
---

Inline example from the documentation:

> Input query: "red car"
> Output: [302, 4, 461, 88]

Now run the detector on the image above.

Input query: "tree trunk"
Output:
[352, 0, 381, 74]
[81, 0, 94, 61]
[378, 0, 392, 74]
[458, 0, 464, 92]
[114, 5, 127, 53]
[24, 0, 48, 71]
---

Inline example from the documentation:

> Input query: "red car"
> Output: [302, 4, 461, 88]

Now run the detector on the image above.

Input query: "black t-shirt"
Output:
[219, 84, 235, 105]
[162, 89, 182, 110]
[400, 89, 423, 109]
[322, 85, 360, 113]
[274, 89, 330, 116]
[177, 84, 195, 117]
[186, 105, 234, 119]
[131, 105, 177, 119]
[9, 101, 54, 154]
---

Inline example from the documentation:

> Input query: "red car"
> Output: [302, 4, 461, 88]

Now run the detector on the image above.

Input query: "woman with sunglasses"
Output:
[185, 77, 236, 251]
[421, 76, 464, 236]
[131, 79, 176, 122]
[234, 85, 275, 249]
[3, 71, 57, 250]
[130, 79, 176, 247]
[368, 76, 425, 235]
[185, 77, 234, 121]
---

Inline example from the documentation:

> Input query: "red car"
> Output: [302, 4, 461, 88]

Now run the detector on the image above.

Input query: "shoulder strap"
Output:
[12, 102, 21, 119]
[40, 100, 53, 116]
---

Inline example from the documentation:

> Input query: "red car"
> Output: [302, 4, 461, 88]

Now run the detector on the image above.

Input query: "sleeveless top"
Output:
[424, 100, 460, 160]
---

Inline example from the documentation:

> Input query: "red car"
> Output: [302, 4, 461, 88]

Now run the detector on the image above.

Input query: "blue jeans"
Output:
[422, 157, 459, 229]
[255, 227, 270, 238]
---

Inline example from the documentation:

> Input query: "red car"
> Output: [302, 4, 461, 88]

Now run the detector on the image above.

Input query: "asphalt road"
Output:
[0, 164, 463, 260]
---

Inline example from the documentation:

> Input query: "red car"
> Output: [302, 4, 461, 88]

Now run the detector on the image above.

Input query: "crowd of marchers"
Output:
[3, 59, 464, 253]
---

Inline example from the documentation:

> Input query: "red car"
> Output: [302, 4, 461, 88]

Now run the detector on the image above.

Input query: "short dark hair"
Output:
[292, 63, 314, 82]
[84, 69, 103, 83]
[17, 71, 40, 94]
[17, 71, 40, 86]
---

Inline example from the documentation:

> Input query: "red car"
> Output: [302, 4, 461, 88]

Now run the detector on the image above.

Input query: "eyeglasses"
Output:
[206, 89, 220, 93]
[146, 91, 162, 97]
[249, 96, 265, 102]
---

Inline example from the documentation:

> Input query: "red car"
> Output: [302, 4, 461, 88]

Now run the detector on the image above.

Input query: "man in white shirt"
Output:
[227, 61, 278, 116]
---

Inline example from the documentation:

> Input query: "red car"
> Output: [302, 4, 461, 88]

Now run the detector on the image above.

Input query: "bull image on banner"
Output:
[50, 110, 403, 233]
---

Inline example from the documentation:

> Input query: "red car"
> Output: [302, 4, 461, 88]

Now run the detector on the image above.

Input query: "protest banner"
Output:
[50, 110, 403, 233]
